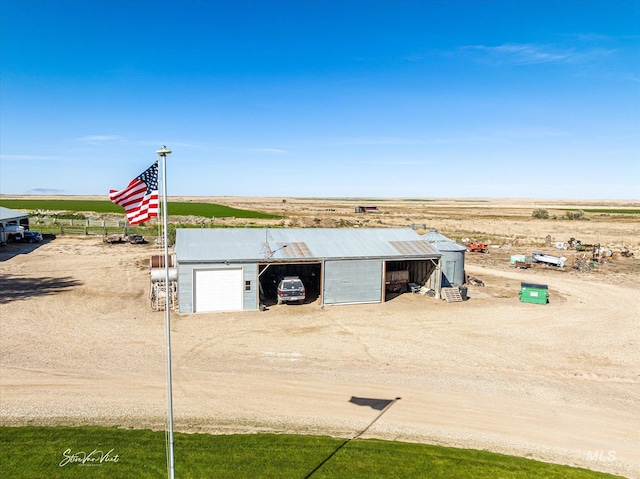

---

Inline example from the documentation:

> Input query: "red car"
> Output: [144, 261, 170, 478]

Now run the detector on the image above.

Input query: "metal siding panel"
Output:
[443, 261, 455, 287]
[440, 251, 465, 286]
[324, 260, 382, 305]
[178, 264, 194, 313]
[243, 263, 258, 310]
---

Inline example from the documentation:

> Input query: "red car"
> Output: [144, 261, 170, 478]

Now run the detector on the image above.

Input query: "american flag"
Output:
[109, 161, 159, 225]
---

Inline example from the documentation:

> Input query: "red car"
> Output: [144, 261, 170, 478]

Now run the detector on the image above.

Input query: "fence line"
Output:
[30, 218, 125, 228]
[29, 222, 154, 238]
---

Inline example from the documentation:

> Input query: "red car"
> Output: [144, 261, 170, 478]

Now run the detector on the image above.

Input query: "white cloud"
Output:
[459, 42, 617, 67]
[75, 135, 124, 143]
[461, 43, 573, 65]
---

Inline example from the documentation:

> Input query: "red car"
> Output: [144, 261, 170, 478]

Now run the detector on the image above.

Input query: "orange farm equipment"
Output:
[465, 242, 489, 253]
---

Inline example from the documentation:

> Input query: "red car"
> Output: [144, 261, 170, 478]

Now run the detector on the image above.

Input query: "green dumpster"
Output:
[520, 282, 548, 304]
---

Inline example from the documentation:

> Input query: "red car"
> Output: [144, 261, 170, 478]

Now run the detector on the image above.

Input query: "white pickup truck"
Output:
[3, 224, 25, 242]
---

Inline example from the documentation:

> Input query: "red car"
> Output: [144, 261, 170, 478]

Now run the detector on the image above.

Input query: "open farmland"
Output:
[0, 198, 279, 219]
[0, 196, 639, 478]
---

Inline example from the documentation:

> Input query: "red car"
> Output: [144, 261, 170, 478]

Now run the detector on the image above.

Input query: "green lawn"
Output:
[0, 426, 623, 479]
[0, 199, 278, 219]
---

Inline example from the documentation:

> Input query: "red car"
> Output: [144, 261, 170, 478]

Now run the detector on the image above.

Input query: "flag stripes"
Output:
[109, 161, 159, 225]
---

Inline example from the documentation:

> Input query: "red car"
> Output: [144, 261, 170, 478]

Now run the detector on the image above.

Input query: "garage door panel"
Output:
[194, 268, 243, 312]
[323, 260, 382, 305]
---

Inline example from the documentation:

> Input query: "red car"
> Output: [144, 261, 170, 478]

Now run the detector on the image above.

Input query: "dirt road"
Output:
[1, 235, 638, 477]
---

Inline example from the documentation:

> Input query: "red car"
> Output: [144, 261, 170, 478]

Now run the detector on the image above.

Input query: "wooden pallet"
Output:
[442, 287, 463, 302]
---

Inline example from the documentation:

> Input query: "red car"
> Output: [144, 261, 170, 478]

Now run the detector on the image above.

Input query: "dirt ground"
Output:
[1, 198, 639, 477]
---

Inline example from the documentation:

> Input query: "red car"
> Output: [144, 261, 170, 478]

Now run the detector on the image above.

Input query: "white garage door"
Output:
[193, 268, 243, 312]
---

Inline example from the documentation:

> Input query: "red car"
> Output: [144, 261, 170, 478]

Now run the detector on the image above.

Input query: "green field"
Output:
[0, 426, 623, 479]
[559, 208, 640, 215]
[0, 199, 278, 219]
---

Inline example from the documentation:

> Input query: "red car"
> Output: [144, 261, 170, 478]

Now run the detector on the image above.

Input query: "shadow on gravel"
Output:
[0, 238, 54, 263]
[304, 397, 401, 479]
[0, 274, 82, 304]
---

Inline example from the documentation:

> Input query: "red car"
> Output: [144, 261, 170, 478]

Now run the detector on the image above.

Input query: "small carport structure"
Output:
[174, 227, 442, 313]
[0, 206, 30, 244]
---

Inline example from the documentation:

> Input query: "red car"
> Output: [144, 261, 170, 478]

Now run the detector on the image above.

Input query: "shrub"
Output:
[532, 208, 549, 219]
[565, 210, 586, 220]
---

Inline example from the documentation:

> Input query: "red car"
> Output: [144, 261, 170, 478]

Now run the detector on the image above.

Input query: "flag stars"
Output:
[136, 161, 159, 195]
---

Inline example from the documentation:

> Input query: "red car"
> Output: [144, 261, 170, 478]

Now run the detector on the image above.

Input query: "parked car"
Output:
[276, 276, 306, 305]
[22, 231, 43, 243]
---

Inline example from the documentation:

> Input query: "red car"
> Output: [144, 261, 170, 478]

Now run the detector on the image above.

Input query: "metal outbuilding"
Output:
[0, 206, 30, 244]
[175, 227, 442, 313]
[422, 229, 467, 286]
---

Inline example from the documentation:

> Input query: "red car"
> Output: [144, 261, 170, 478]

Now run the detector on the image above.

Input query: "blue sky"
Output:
[1, 0, 638, 199]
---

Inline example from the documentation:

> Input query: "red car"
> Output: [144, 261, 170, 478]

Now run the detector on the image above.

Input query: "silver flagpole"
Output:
[157, 146, 175, 479]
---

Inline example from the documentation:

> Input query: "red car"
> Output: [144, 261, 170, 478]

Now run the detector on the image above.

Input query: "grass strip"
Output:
[558, 208, 640, 215]
[0, 200, 278, 219]
[0, 426, 623, 479]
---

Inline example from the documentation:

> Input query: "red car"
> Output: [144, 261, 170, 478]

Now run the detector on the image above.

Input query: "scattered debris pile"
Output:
[128, 234, 146, 244]
[567, 238, 599, 253]
[103, 234, 124, 244]
[103, 233, 147, 244]
[509, 236, 637, 274]
[467, 275, 485, 287]
[500, 236, 520, 249]
[620, 248, 634, 258]
[573, 254, 592, 274]
[414, 285, 437, 297]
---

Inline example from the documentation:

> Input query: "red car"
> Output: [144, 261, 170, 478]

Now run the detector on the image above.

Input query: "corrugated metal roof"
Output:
[277, 242, 313, 259]
[175, 228, 440, 262]
[390, 240, 438, 255]
[0, 206, 29, 223]
[422, 229, 467, 252]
